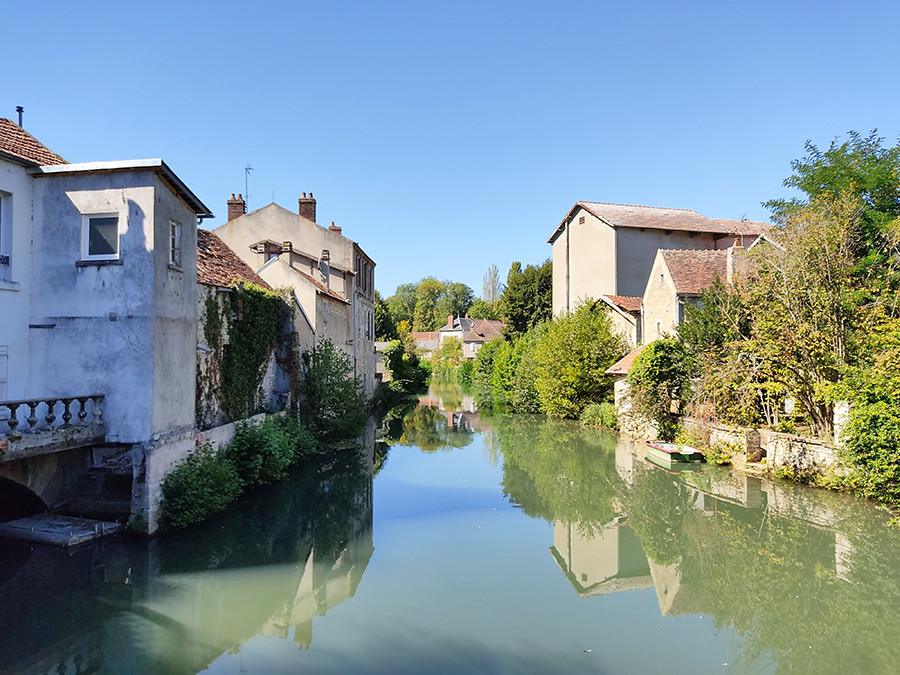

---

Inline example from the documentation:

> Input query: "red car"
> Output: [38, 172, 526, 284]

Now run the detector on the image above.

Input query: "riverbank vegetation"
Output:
[161, 338, 367, 531]
[626, 132, 900, 506]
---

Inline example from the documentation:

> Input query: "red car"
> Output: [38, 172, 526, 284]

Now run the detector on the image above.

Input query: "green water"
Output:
[1, 389, 899, 674]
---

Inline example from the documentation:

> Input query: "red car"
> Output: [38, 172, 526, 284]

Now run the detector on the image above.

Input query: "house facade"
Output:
[438, 315, 505, 359]
[213, 194, 377, 394]
[548, 201, 768, 315]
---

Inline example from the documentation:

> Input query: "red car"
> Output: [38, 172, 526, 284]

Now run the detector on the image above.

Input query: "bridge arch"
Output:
[0, 477, 47, 522]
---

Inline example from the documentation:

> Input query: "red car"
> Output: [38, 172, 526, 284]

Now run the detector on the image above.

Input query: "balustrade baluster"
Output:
[44, 399, 57, 429]
[26, 401, 39, 432]
[92, 396, 104, 423]
[61, 398, 74, 429]
[77, 397, 88, 426]
[6, 403, 21, 439]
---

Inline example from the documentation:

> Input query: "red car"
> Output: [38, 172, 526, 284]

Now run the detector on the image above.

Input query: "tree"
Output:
[412, 277, 444, 331]
[374, 290, 397, 340]
[501, 259, 552, 338]
[627, 338, 692, 441]
[435, 282, 474, 323]
[299, 338, 368, 446]
[533, 302, 626, 418]
[430, 337, 465, 383]
[387, 283, 417, 327]
[483, 264, 502, 311]
[467, 298, 496, 319]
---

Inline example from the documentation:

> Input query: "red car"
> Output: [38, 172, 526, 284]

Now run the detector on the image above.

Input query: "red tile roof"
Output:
[439, 317, 506, 343]
[549, 201, 769, 242]
[660, 249, 728, 295]
[602, 295, 642, 314]
[606, 345, 647, 376]
[0, 118, 66, 166]
[197, 229, 271, 289]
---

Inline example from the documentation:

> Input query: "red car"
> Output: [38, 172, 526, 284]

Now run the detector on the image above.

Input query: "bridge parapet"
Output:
[0, 395, 106, 462]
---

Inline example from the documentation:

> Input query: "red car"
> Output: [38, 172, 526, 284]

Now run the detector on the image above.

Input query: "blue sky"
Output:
[7, 1, 899, 295]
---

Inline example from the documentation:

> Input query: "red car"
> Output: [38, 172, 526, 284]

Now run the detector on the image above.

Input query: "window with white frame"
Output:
[81, 213, 120, 261]
[169, 220, 182, 268]
[0, 193, 10, 275]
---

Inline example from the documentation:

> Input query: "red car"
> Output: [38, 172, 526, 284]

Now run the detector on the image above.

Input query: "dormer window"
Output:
[81, 213, 120, 261]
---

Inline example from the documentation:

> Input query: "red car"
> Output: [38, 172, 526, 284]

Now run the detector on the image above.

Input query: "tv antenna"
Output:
[244, 164, 254, 208]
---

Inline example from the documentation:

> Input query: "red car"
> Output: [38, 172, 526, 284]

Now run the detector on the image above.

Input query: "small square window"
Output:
[82, 214, 120, 261]
[169, 220, 182, 268]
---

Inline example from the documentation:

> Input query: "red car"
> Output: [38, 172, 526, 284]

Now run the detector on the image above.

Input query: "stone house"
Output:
[213, 193, 377, 395]
[0, 116, 217, 532]
[437, 315, 505, 359]
[409, 331, 439, 358]
[599, 295, 643, 347]
[548, 201, 768, 315]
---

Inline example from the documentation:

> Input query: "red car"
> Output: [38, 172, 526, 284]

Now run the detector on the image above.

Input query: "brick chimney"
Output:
[299, 192, 316, 222]
[447, 314, 454, 328]
[726, 239, 749, 286]
[328, 221, 342, 235]
[227, 193, 246, 221]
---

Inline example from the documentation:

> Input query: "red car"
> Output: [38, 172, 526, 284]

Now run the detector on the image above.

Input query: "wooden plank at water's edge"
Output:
[0, 514, 123, 546]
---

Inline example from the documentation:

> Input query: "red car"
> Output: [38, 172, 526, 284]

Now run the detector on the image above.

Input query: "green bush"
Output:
[382, 339, 429, 393]
[299, 338, 368, 447]
[160, 445, 243, 531]
[533, 302, 627, 418]
[430, 337, 465, 383]
[227, 417, 296, 487]
[508, 326, 545, 414]
[458, 359, 474, 387]
[491, 340, 516, 407]
[579, 402, 618, 430]
[627, 338, 691, 441]
[472, 339, 504, 410]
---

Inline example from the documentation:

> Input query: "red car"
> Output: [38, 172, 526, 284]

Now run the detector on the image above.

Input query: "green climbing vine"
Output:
[220, 283, 290, 420]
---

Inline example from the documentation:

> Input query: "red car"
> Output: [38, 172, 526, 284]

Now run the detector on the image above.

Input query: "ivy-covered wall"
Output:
[196, 283, 294, 430]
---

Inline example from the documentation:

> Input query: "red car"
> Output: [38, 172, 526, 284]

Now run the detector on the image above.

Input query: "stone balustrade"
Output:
[0, 396, 106, 461]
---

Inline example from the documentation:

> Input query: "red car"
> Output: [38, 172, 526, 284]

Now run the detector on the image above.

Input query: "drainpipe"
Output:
[565, 220, 571, 314]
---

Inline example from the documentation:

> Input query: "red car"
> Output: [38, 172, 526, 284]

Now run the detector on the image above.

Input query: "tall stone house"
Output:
[548, 201, 768, 316]
[213, 193, 377, 395]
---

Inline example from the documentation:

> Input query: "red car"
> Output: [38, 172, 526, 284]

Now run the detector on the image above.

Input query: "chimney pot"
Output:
[226, 193, 246, 221]
[299, 192, 317, 222]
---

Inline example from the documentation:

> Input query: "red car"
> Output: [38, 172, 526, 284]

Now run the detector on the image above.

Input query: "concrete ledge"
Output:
[0, 423, 106, 464]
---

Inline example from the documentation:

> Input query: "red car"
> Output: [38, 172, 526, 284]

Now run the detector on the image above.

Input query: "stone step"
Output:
[0, 514, 123, 547]
[64, 497, 132, 521]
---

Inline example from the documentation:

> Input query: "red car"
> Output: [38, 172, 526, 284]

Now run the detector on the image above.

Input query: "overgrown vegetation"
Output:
[160, 444, 243, 531]
[580, 402, 618, 430]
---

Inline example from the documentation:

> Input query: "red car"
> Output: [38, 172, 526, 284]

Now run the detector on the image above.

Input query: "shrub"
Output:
[491, 340, 516, 407]
[458, 359, 474, 387]
[472, 339, 504, 410]
[227, 417, 296, 487]
[160, 445, 242, 531]
[627, 338, 691, 441]
[430, 337, 465, 383]
[382, 339, 429, 393]
[299, 338, 368, 447]
[533, 302, 626, 418]
[509, 326, 545, 413]
[580, 402, 618, 430]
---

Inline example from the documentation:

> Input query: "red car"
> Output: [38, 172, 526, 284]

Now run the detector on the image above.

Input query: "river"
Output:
[1, 386, 898, 674]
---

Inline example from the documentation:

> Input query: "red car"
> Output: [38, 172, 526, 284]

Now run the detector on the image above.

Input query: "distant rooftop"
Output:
[660, 249, 728, 295]
[197, 230, 271, 289]
[0, 118, 66, 166]
[549, 201, 769, 243]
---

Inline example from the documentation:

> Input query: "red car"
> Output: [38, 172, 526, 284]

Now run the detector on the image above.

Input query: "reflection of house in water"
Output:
[550, 520, 651, 596]
[418, 389, 486, 434]
[0, 452, 375, 674]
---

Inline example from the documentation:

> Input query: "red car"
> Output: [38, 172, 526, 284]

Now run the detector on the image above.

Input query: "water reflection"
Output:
[0, 450, 374, 675]
[488, 411, 900, 674]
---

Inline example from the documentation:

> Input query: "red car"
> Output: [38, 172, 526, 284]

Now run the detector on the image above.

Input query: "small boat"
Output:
[644, 441, 705, 468]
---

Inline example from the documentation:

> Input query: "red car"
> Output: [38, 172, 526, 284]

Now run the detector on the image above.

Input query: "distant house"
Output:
[438, 315, 505, 359]
[548, 201, 768, 315]
[641, 246, 749, 342]
[409, 331, 439, 358]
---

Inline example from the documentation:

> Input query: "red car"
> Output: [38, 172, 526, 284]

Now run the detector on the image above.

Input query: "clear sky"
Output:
[7, 1, 899, 295]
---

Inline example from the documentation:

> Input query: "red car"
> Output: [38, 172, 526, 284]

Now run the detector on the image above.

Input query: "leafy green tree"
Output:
[467, 298, 496, 319]
[501, 259, 552, 338]
[412, 277, 444, 331]
[627, 338, 692, 440]
[435, 281, 474, 323]
[374, 290, 397, 340]
[299, 338, 368, 446]
[430, 337, 465, 383]
[533, 302, 626, 418]
[509, 325, 546, 413]
[472, 338, 504, 410]
[387, 283, 417, 327]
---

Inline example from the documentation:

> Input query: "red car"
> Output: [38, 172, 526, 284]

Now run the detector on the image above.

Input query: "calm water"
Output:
[2, 388, 899, 674]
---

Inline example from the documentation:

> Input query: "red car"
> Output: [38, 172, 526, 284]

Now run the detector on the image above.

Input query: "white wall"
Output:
[615, 227, 718, 298]
[0, 158, 34, 400]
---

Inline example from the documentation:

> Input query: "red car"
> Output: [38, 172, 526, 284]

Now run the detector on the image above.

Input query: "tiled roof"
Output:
[0, 118, 66, 166]
[660, 249, 728, 295]
[440, 317, 505, 342]
[606, 345, 647, 376]
[549, 201, 769, 242]
[197, 229, 271, 289]
[295, 269, 350, 304]
[602, 295, 642, 314]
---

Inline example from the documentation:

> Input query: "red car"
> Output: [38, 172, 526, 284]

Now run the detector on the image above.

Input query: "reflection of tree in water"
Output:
[495, 416, 625, 535]
[624, 462, 900, 674]
[383, 404, 475, 452]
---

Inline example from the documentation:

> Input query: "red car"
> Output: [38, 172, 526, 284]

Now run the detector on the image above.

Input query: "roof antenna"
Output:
[15, 106, 24, 128]
[244, 163, 253, 209]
